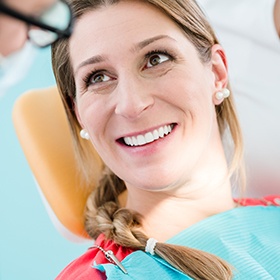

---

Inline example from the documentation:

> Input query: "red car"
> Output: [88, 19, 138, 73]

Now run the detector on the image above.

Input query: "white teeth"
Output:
[132, 136, 137, 146]
[123, 124, 173, 147]
[145, 132, 154, 143]
[153, 129, 159, 140]
[158, 126, 164, 138]
[137, 135, 145, 145]
[164, 125, 170, 134]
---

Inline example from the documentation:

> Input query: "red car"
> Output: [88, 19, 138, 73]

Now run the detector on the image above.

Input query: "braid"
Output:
[85, 170, 233, 280]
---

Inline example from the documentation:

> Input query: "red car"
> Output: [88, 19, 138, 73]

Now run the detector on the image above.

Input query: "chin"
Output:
[131, 175, 182, 192]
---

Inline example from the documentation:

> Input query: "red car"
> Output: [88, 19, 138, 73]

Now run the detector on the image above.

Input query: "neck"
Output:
[125, 138, 236, 241]
[126, 181, 235, 241]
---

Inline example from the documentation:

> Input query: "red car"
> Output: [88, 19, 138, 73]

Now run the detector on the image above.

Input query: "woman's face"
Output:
[70, 1, 227, 191]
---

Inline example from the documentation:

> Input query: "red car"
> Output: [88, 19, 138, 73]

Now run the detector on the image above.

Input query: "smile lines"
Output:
[123, 124, 174, 147]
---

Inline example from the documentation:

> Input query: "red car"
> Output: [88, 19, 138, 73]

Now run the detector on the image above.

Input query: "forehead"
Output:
[3, 0, 57, 15]
[69, 1, 189, 70]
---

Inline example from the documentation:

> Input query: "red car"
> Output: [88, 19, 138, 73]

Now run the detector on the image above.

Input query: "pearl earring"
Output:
[215, 88, 230, 100]
[80, 129, 90, 140]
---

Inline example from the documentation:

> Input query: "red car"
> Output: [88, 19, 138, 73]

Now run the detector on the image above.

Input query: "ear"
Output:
[211, 44, 229, 105]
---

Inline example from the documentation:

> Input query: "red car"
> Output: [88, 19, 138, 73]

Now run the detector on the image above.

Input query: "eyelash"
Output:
[82, 49, 175, 88]
[145, 49, 175, 64]
[82, 69, 106, 88]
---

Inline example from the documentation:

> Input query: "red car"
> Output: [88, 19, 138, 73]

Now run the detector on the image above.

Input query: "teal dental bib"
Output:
[94, 206, 280, 279]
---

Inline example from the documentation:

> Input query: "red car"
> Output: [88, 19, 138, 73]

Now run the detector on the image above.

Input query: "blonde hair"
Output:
[52, 0, 244, 278]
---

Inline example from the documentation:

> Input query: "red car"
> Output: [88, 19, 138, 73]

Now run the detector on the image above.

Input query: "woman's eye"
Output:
[80, 70, 116, 93]
[90, 73, 110, 84]
[146, 53, 170, 68]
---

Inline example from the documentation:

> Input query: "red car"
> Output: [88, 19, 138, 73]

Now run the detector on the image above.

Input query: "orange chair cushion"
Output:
[12, 86, 95, 238]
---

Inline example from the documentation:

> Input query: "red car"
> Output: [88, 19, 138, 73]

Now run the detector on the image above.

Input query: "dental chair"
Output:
[12, 86, 102, 242]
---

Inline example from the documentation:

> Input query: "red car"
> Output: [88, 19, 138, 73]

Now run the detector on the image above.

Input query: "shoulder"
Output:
[55, 234, 135, 280]
[236, 195, 280, 206]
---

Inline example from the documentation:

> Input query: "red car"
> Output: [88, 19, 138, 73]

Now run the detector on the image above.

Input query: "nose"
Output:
[114, 75, 154, 119]
[0, 18, 27, 56]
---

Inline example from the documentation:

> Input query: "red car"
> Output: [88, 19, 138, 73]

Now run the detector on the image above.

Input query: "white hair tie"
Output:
[145, 238, 158, 255]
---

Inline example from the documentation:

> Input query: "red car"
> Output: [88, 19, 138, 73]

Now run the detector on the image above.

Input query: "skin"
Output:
[0, 0, 56, 56]
[70, 1, 236, 241]
[275, 0, 280, 37]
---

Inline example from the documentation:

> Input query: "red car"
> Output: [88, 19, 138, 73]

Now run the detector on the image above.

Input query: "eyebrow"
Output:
[75, 55, 106, 75]
[131, 34, 175, 52]
[75, 35, 174, 74]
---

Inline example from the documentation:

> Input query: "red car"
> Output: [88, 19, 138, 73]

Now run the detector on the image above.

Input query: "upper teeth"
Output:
[123, 124, 173, 147]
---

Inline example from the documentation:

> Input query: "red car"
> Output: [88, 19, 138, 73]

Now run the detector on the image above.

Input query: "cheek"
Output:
[159, 75, 212, 114]
[76, 96, 102, 128]
[76, 95, 113, 148]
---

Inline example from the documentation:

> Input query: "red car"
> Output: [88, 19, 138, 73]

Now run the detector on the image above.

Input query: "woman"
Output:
[52, 0, 280, 279]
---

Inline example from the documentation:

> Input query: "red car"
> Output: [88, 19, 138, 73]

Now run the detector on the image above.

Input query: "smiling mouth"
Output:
[121, 124, 175, 147]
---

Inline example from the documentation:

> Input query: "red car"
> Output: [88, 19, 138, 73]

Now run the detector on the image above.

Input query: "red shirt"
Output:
[235, 195, 280, 206]
[56, 234, 134, 279]
[56, 195, 280, 280]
